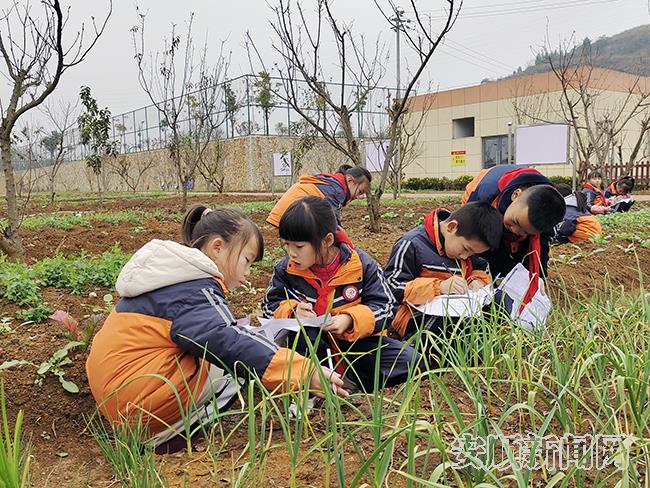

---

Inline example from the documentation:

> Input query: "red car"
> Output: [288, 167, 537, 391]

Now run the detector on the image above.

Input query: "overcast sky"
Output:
[2, 0, 649, 124]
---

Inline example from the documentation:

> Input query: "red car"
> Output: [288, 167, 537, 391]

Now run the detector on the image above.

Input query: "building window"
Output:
[482, 135, 512, 168]
[453, 117, 475, 139]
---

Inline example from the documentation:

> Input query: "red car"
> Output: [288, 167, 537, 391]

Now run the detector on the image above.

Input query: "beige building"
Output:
[404, 67, 650, 179]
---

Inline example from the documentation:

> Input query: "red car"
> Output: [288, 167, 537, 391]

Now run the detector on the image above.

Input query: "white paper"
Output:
[273, 152, 292, 176]
[408, 284, 493, 318]
[235, 315, 328, 344]
[496, 263, 552, 332]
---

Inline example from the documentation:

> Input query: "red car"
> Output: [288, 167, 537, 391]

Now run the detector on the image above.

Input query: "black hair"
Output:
[555, 183, 589, 213]
[616, 176, 635, 193]
[181, 204, 264, 262]
[522, 185, 566, 233]
[588, 170, 602, 179]
[336, 164, 372, 183]
[448, 202, 503, 251]
[279, 196, 337, 260]
[554, 183, 572, 197]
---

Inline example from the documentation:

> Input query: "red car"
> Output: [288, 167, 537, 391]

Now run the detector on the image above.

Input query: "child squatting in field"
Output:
[86, 204, 349, 450]
[263, 196, 419, 392]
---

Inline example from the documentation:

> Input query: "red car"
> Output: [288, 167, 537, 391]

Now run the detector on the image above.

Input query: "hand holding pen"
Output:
[286, 288, 317, 318]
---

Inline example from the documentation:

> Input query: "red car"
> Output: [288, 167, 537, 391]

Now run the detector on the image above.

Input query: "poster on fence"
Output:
[273, 152, 292, 176]
[365, 141, 388, 172]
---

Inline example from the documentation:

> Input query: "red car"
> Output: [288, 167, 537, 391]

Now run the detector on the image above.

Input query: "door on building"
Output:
[482, 135, 510, 168]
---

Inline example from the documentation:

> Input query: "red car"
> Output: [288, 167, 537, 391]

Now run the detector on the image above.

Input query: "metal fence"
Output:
[51, 74, 397, 163]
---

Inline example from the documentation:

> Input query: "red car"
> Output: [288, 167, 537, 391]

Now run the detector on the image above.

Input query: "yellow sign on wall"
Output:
[451, 150, 467, 167]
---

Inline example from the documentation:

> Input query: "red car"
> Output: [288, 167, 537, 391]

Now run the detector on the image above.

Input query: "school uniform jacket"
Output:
[604, 181, 617, 199]
[383, 209, 491, 338]
[582, 182, 607, 207]
[461, 167, 553, 272]
[86, 239, 311, 434]
[266, 173, 351, 227]
[552, 194, 602, 244]
[262, 238, 395, 342]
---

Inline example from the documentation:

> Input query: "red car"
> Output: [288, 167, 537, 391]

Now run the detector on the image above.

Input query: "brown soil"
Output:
[1, 193, 648, 487]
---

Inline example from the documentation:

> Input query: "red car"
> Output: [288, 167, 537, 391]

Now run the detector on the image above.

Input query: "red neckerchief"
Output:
[583, 182, 606, 206]
[607, 182, 620, 196]
[520, 235, 541, 312]
[423, 209, 474, 276]
[322, 173, 350, 201]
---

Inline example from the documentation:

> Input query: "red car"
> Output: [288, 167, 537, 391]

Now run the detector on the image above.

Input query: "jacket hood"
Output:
[115, 239, 223, 297]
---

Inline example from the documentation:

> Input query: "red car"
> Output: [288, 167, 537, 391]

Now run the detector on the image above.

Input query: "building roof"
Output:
[409, 67, 650, 112]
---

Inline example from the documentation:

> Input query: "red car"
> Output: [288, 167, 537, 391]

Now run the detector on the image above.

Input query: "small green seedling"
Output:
[35, 341, 84, 393]
[0, 317, 13, 335]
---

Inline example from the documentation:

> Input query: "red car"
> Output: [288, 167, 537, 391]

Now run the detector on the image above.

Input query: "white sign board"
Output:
[515, 124, 569, 165]
[365, 141, 388, 172]
[273, 152, 292, 176]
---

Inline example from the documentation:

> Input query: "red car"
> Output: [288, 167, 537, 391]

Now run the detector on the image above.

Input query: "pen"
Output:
[326, 347, 337, 394]
[285, 288, 303, 303]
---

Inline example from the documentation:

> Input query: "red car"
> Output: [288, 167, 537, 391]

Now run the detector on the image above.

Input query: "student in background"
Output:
[605, 176, 635, 212]
[582, 170, 609, 215]
[87, 205, 348, 452]
[552, 183, 603, 244]
[266, 164, 371, 228]
[384, 202, 503, 340]
[263, 196, 417, 392]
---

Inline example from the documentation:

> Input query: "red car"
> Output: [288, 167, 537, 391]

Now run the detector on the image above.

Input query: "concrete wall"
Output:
[0, 135, 350, 196]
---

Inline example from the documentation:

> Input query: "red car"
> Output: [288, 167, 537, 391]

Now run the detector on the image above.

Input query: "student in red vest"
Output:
[266, 165, 371, 228]
[461, 165, 565, 286]
[581, 170, 608, 214]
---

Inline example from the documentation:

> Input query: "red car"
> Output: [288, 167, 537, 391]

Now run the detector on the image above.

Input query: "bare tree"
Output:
[196, 141, 225, 192]
[0, 0, 111, 259]
[132, 10, 229, 210]
[249, 0, 460, 231]
[511, 36, 650, 181]
[40, 100, 76, 204]
[12, 121, 45, 205]
[108, 153, 156, 192]
[366, 92, 432, 199]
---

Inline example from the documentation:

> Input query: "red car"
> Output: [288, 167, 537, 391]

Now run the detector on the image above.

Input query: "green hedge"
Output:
[404, 174, 578, 191]
[548, 175, 573, 186]
[403, 175, 474, 191]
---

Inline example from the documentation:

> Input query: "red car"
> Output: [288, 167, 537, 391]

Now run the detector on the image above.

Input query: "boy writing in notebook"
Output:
[384, 202, 503, 340]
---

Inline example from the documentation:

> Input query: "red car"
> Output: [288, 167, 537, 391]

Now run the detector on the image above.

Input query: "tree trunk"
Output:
[367, 192, 382, 232]
[49, 179, 56, 205]
[0, 136, 24, 259]
[96, 173, 103, 196]
[181, 181, 188, 211]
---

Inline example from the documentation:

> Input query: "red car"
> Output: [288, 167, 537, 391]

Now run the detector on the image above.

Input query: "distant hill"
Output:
[498, 24, 650, 81]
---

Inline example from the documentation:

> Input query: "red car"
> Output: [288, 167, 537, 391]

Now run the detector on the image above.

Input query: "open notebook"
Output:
[407, 285, 493, 318]
[236, 315, 327, 345]
[406, 263, 552, 331]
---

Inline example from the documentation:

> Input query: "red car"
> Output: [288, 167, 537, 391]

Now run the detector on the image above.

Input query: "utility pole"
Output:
[390, 7, 410, 198]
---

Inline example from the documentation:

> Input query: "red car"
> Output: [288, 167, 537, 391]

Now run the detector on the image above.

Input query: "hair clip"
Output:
[202, 208, 213, 218]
